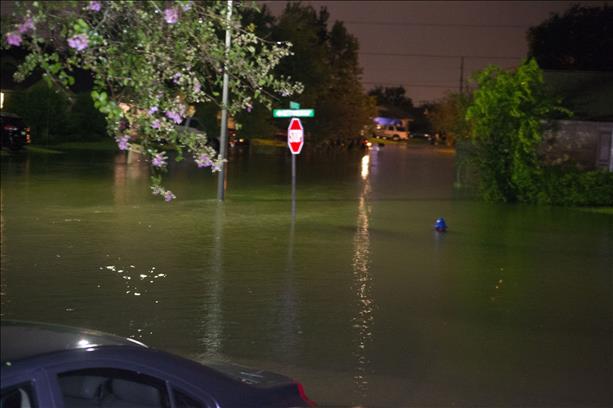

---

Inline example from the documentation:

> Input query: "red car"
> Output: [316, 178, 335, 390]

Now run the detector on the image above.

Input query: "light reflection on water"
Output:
[200, 202, 225, 355]
[351, 153, 375, 397]
[1, 145, 612, 407]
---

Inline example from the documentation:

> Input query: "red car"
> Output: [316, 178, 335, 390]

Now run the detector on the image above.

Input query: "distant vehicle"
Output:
[0, 112, 30, 151]
[229, 133, 250, 148]
[1, 320, 315, 408]
[375, 124, 409, 141]
[410, 131, 432, 141]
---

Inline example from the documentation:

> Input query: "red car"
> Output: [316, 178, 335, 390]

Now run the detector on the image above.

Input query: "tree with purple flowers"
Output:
[2, 0, 302, 201]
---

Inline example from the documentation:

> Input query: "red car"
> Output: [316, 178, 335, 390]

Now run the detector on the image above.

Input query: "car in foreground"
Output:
[0, 112, 30, 151]
[0, 320, 315, 407]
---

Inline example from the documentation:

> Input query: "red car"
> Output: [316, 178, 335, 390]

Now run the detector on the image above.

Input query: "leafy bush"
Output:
[540, 166, 613, 206]
[466, 59, 570, 203]
[462, 59, 611, 207]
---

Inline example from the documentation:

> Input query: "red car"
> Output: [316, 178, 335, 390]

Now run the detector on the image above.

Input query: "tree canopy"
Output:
[269, 3, 375, 142]
[368, 86, 414, 118]
[527, 4, 613, 71]
[2, 0, 301, 200]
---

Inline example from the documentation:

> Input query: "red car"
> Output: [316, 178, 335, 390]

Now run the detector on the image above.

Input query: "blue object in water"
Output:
[434, 217, 447, 232]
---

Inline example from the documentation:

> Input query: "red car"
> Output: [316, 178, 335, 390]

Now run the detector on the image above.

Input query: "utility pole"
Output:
[459, 56, 465, 95]
[217, 0, 233, 201]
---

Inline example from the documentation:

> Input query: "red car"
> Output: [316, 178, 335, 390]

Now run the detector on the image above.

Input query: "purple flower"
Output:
[164, 8, 179, 24]
[165, 111, 182, 124]
[246, 103, 253, 113]
[18, 18, 35, 34]
[163, 191, 176, 202]
[116, 135, 130, 151]
[181, 2, 192, 12]
[152, 152, 167, 168]
[148, 106, 158, 115]
[68, 34, 89, 51]
[172, 72, 182, 84]
[151, 120, 161, 129]
[193, 80, 201, 93]
[5, 32, 22, 47]
[195, 153, 212, 168]
[87, 1, 102, 12]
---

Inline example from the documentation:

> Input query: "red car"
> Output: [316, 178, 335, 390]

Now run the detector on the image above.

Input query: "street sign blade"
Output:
[273, 109, 315, 118]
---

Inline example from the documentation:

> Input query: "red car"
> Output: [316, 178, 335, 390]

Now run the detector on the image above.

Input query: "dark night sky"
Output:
[262, 0, 608, 104]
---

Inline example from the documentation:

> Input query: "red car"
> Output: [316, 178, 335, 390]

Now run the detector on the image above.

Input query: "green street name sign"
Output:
[273, 109, 315, 118]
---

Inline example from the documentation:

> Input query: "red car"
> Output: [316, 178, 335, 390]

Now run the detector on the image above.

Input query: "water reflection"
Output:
[97, 263, 167, 339]
[351, 153, 375, 397]
[278, 211, 299, 358]
[200, 202, 225, 354]
[360, 154, 370, 180]
[113, 151, 148, 205]
[0, 188, 6, 317]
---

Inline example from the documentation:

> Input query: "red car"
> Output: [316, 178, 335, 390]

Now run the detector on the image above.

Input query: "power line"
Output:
[344, 20, 529, 29]
[362, 81, 456, 89]
[359, 51, 524, 60]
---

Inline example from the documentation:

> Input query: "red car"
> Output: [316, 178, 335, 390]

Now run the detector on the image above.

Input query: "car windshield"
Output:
[396, 126, 406, 131]
[1, 116, 26, 127]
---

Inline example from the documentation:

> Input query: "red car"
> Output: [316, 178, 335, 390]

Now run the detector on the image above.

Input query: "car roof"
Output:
[0, 112, 21, 118]
[1, 320, 147, 363]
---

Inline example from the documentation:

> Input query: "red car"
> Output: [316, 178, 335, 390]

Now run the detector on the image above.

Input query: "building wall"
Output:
[541, 120, 613, 171]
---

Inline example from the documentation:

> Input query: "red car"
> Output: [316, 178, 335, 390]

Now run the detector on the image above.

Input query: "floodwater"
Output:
[1, 144, 612, 407]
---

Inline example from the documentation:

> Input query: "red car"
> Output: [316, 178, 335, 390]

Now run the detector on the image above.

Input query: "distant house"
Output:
[542, 70, 613, 171]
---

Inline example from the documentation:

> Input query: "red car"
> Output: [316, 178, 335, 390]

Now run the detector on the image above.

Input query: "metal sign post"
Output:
[216, 0, 233, 201]
[272, 104, 314, 219]
[287, 118, 304, 220]
[291, 154, 296, 220]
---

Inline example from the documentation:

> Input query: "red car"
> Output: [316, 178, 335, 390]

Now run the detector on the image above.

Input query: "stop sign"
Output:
[287, 118, 304, 155]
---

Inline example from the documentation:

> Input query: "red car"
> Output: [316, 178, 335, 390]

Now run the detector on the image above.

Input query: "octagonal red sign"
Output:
[287, 118, 304, 155]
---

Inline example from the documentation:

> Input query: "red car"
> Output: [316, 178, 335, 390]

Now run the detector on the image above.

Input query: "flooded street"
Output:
[1, 144, 612, 407]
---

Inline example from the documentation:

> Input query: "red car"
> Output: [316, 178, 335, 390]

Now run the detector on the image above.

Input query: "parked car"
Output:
[229, 133, 250, 148]
[0, 112, 30, 151]
[0, 320, 315, 408]
[410, 131, 432, 141]
[375, 124, 409, 141]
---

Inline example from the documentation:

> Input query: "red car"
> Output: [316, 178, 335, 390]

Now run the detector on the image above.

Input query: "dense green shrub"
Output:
[462, 59, 612, 207]
[540, 166, 613, 206]
[466, 59, 565, 203]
